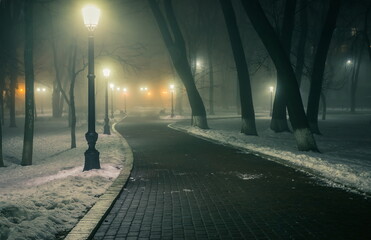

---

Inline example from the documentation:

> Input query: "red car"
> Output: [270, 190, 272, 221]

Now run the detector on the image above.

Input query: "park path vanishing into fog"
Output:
[93, 114, 371, 239]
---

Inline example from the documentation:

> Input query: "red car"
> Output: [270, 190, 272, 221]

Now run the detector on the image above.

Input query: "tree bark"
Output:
[0, 116, 3, 167]
[270, 0, 296, 133]
[306, 0, 341, 134]
[50, 12, 64, 118]
[0, 72, 4, 126]
[148, 0, 208, 128]
[220, 0, 257, 135]
[295, 0, 308, 86]
[21, 0, 35, 166]
[241, 0, 318, 151]
[69, 39, 78, 148]
[207, 40, 215, 115]
[364, 6, 371, 61]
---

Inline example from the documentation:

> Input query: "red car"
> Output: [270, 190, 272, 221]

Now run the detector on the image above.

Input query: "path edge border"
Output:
[65, 120, 133, 240]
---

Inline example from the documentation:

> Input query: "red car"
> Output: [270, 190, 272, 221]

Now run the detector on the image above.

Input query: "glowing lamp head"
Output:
[123, 88, 127, 92]
[109, 83, 114, 89]
[37, 88, 41, 92]
[346, 59, 352, 65]
[103, 68, 110, 77]
[82, 5, 101, 31]
[117, 87, 120, 91]
[42, 88, 46, 92]
[269, 86, 274, 93]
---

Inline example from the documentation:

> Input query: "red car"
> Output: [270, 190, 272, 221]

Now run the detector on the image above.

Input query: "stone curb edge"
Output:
[64, 120, 134, 240]
[168, 122, 370, 197]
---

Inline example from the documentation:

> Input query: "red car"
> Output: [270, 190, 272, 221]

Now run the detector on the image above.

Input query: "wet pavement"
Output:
[93, 116, 371, 239]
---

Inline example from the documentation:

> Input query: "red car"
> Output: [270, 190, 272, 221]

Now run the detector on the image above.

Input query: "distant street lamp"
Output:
[346, 59, 352, 65]
[110, 83, 114, 118]
[269, 86, 274, 117]
[123, 88, 127, 114]
[82, 4, 101, 171]
[170, 84, 175, 118]
[103, 68, 111, 135]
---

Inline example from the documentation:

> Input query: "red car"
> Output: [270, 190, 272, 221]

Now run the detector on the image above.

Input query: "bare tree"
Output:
[270, 0, 296, 133]
[21, 0, 35, 166]
[219, 0, 257, 135]
[240, 0, 318, 151]
[148, 0, 208, 128]
[306, 0, 341, 134]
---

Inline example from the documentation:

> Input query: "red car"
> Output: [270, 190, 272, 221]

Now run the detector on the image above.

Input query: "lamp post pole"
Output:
[82, 5, 101, 171]
[103, 69, 111, 135]
[123, 88, 127, 114]
[110, 84, 114, 118]
[269, 86, 274, 117]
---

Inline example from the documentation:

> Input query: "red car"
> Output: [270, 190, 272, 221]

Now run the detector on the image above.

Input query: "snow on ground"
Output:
[0, 117, 126, 240]
[171, 111, 371, 195]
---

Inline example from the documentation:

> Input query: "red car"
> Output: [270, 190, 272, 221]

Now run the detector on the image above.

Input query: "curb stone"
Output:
[64, 121, 133, 240]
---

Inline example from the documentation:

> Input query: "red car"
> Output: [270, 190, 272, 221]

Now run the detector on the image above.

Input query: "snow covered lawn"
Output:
[171, 112, 371, 195]
[0, 118, 126, 239]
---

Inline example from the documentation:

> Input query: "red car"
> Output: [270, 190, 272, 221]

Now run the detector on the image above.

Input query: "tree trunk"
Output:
[0, 73, 4, 126]
[320, 92, 326, 120]
[207, 42, 215, 115]
[148, 0, 208, 129]
[295, 0, 308, 86]
[21, 0, 34, 166]
[270, 0, 296, 133]
[236, 79, 241, 115]
[241, 0, 318, 151]
[220, 0, 257, 135]
[0, 117, 3, 167]
[50, 13, 64, 118]
[364, 6, 371, 61]
[69, 39, 78, 148]
[52, 84, 61, 117]
[307, 0, 341, 134]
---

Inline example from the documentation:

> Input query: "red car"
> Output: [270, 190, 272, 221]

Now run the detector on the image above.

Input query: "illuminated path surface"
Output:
[93, 115, 371, 239]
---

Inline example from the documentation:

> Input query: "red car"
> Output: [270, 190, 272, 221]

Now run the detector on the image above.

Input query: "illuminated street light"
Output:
[346, 59, 352, 65]
[82, 4, 101, 171]
[103, 68, 111, 135]
[269, 86, 274, 117]
[170, 84, 175, 118]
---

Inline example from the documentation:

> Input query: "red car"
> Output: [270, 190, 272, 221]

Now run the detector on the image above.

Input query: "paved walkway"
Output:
[93, 116, 371, 239]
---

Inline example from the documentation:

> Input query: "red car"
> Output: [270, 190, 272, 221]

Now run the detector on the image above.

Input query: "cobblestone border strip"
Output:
[65, 121, 133, 240]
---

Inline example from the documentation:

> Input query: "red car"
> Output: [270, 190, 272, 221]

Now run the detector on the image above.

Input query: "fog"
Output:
[6, 0, 371, 122]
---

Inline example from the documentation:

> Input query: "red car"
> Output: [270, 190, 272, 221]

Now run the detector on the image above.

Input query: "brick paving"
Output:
[93, 117, 371, 239]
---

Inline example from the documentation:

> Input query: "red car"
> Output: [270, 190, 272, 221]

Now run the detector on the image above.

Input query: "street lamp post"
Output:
[82, 5, 101, 171]
[36, 88, 46, 114]
[170, 84, 174, 118]
[123, 88, 127, 114]
[103, 68, 111, 135]
[110, 83, 114, 118]
[269, 86, 274, 117]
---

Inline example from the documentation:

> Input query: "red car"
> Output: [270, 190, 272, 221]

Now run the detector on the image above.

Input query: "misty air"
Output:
[0, 0, 370, 239]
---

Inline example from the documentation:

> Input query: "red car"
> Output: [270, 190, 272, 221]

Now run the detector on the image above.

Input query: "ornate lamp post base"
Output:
[83, 132, 100, 171]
